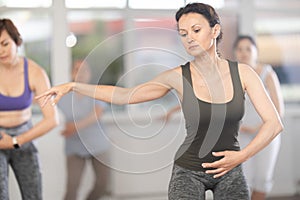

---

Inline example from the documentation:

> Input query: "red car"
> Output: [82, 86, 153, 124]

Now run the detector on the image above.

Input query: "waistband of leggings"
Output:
[0, 121, 30, 130]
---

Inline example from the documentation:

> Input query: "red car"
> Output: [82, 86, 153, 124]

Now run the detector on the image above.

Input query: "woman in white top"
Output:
[234, 35, 284, 200]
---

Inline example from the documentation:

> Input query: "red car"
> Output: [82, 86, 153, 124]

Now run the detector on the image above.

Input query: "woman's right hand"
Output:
[0, 132, 14, 149]
[35, 82, 75, 107]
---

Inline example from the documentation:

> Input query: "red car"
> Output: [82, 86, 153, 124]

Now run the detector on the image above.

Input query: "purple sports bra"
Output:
[0, 58, 33, 111]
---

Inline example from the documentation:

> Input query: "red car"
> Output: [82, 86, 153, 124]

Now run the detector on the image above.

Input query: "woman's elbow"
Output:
[47, 113, 60, 129]
[49, 116, 59, 129]
[275, 118, 284, 135]
[53, 116, 60, 127]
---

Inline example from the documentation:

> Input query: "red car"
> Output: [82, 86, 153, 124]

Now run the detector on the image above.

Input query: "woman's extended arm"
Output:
[37, 69, 176, 106]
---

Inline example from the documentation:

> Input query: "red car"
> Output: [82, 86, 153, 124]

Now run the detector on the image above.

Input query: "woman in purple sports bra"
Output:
[0, 18, 58, 200]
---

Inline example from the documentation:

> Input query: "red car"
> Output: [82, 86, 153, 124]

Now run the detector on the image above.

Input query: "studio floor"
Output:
[267, 195, 300, 200]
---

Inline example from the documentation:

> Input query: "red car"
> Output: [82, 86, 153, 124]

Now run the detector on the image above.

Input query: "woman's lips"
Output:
[189, 45, 199, 50]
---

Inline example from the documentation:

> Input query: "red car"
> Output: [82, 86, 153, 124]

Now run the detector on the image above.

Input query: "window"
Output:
[65, 0, 126, 9]
[67, 10, 125, 111]
[1, 0, 52, 8]
[129, 0, 183, 9]
[255, 11, 300, 102]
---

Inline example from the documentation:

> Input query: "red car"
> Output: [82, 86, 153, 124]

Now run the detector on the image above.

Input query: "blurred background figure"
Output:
[233, 35, 284, 200]
[58, 59, 110, 200]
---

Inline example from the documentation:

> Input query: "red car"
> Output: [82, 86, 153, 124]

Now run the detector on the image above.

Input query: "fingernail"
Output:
[51, 102, 56, 106]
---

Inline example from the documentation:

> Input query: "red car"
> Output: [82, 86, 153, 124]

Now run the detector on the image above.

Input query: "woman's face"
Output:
[0, 30, 18, 65]
[178, 13, 219, 57]
[234, 38, 258, 66]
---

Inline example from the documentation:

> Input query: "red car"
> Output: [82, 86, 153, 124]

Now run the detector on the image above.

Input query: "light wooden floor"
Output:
[101, 195, 300, 200]
[267, 195, 300, 200]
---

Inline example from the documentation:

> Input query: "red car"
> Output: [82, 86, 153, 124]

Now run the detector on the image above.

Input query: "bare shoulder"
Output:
[26, 58, 50, 92]
[153, 65, 182, 82]
[168, 65, 183, 78]
[237, 63, 260, 90]
[238, 63, 255, 74]
[149, 65, 183, 95]
[27, 58, 48, 79]
[159, 65, 182, 76]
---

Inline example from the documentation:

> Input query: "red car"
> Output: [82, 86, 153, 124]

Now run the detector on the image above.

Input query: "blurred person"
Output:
[0, 18, 58, 199]
[36, 3, 283, 200]
[234, 35, 284, 200]
[58, 59, 110, 200]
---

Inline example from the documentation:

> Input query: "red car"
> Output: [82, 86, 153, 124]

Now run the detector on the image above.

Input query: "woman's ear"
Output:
[213, 24, 221, 39]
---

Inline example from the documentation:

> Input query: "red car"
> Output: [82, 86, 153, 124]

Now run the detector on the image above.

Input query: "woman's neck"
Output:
[192, 52, 221, 74]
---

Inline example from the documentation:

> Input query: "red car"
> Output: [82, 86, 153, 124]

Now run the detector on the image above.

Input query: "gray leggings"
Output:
[168, 164, 250, 200]
[0, 122, 42, 200]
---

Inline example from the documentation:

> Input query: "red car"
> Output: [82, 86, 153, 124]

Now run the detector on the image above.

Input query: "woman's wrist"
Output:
[12, 136, 20, 149]
[239, 148, 251, 162]
[70, 82, 76, 92]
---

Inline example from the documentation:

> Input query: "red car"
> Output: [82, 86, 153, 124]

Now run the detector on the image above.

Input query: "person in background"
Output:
[233, 35, 284, 200]
[0, 18, 58, 199]
[36, 3, 283, 199]
[58, 59, 110, 200]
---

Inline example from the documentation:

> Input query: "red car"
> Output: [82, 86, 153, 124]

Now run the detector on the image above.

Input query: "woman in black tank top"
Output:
[37, 3, 283, 200]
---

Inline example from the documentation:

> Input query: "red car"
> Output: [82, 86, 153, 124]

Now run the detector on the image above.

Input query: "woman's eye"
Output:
[246, 47, 252, 52]
[179, 32, 187, 37]
[194, 29, 200, 33]
[1, 42, 9, 46]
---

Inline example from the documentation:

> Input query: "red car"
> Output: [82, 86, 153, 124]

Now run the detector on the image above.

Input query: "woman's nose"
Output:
[186, 34, 194, 43]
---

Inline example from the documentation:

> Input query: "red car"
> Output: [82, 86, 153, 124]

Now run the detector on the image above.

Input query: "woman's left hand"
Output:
[202, 150, 245, 178]
[0, 131, 14, 149]
[35, 82, 74, 107]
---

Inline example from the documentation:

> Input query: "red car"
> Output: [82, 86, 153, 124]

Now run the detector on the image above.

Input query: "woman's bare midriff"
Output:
[0, 107, 31, 128]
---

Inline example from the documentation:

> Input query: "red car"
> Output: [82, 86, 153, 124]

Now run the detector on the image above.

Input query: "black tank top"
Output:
[174, 60, 244, 171]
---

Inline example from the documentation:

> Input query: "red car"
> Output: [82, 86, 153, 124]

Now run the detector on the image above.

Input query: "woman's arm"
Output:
[37, 69, 177, 106]
[203, 64, 283, 178]
[240, 65, 283, 159]
[17, 60, 59, 146]
[239, 66, 284, 135]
